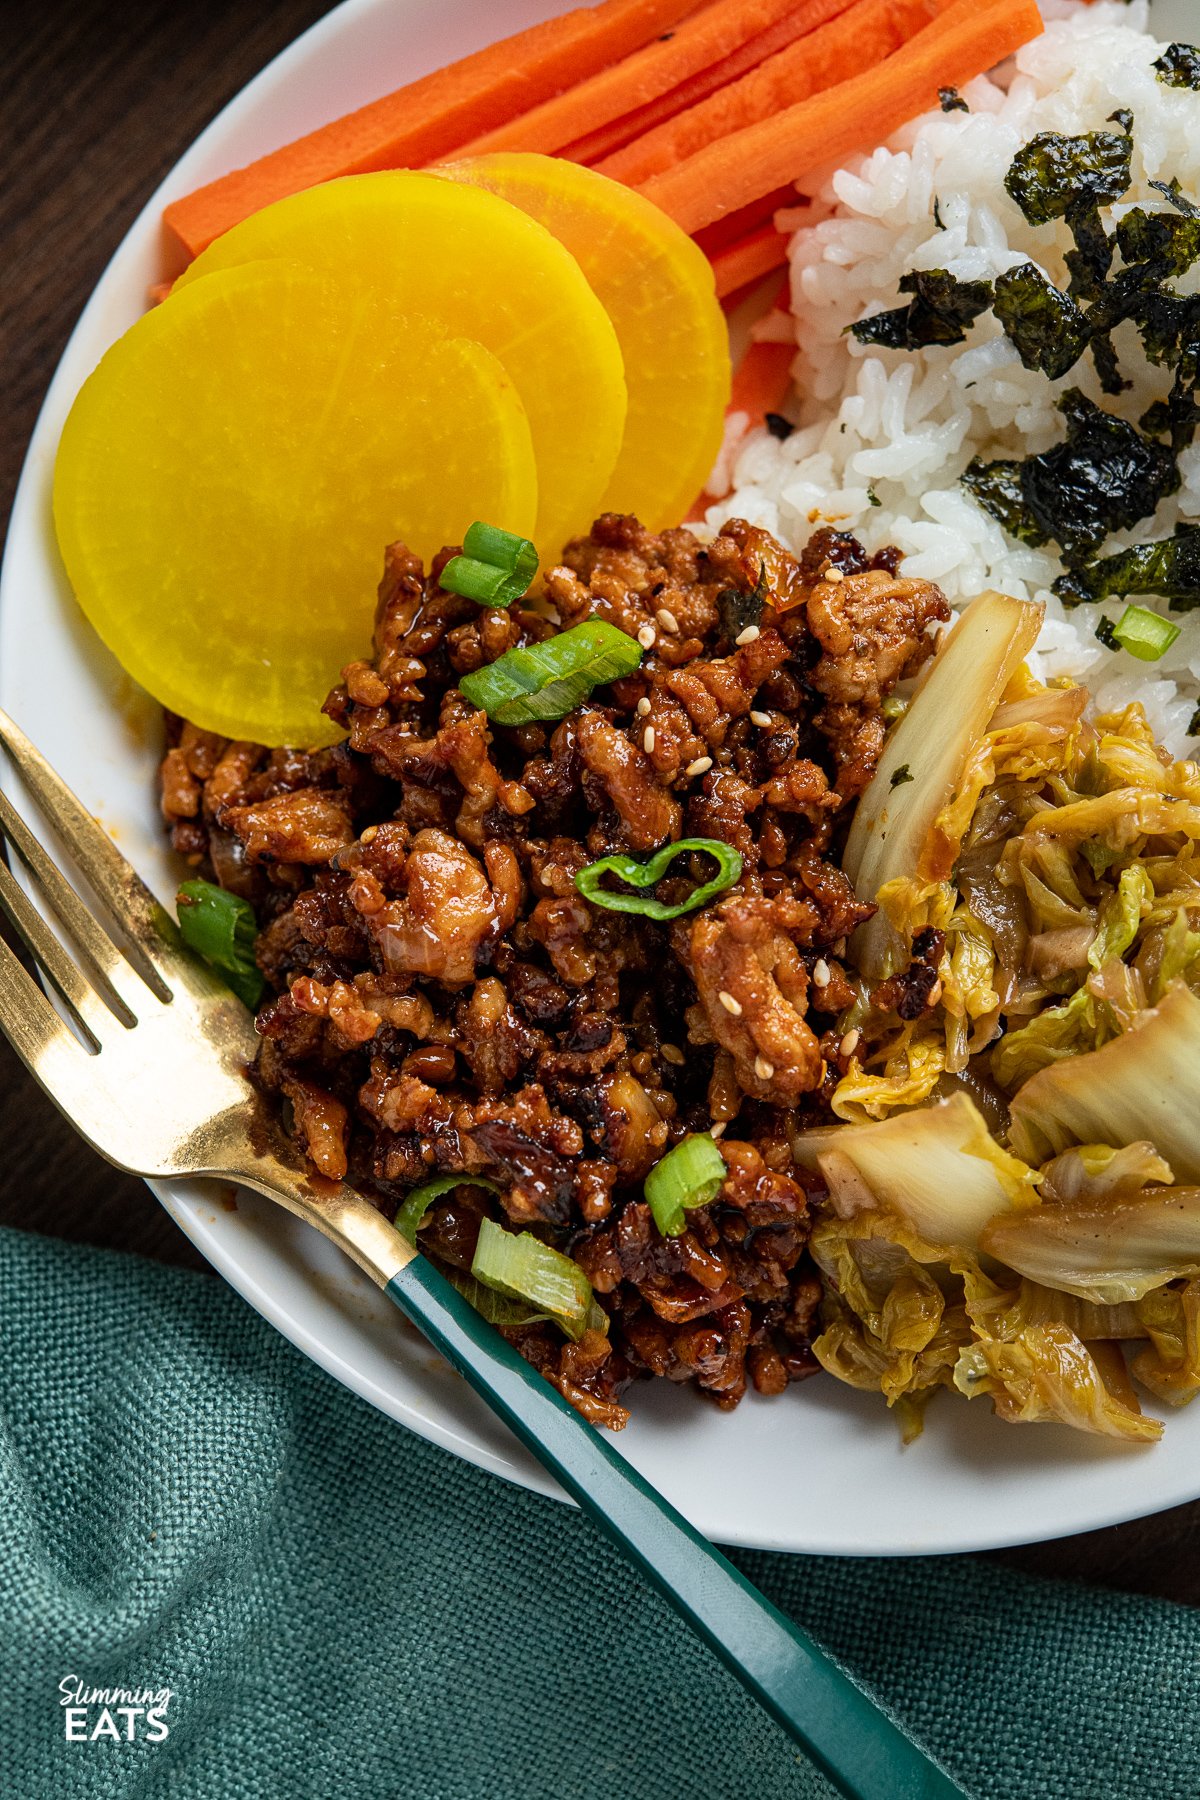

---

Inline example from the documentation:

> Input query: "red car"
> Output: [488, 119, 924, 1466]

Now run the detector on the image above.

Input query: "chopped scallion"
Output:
[1111, 604, 1181, 662]
[644, 1134, 728, 1238]
[575, 836, 741, 921]
[458, 620, 642, 725]
[470, 1217, 597, 1340]
[394, 1174, 499, 1244]
[175, 880, 264, 1009]
[438, 521, 539, 609]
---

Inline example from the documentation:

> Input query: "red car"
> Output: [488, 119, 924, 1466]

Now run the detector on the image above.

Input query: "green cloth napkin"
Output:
[0, 1224, 1195, 1800]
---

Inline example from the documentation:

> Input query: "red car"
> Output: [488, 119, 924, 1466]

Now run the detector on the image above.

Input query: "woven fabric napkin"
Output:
[0, 1223, 1196, 1800]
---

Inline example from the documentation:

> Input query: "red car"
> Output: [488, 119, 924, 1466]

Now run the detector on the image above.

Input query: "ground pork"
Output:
[160, 515, 945, 1424]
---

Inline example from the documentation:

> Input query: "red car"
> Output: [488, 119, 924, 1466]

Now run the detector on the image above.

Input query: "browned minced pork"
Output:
[160, 515, 947, 1425]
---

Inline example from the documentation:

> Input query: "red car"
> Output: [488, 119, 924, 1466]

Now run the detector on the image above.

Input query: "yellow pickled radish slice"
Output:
[438, 153, 730, 529]
[176, 172, 627, 554]
[53, 261, 538, 747]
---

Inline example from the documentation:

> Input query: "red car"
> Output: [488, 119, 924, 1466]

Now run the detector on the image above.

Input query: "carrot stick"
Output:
[163, 0, 705, 259]
[602, 0, 938, 185]
[638, 0, 1043, 233]
[686, 282, 795, 516]
[693, 185, 796, 257]
[730, 338, 796, 427]
[451, 0, 824, 161]
[711, 224, 790, 297]
[560, 0, 855, 166]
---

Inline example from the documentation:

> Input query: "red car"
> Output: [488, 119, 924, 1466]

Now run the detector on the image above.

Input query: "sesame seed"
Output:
[709, 1121, 727, 1140]
[824, 565, 845, 583]
[840, 1028, 861, 1059]
[360, 825, 379, 845]
[685, 755, 713, 777]
[656, 607, 680, 634]
[718, 990, 742, 1016]
[927, 979, 943, 1008]
[661, 1043, 686, 1065]
[637, 623, 657, 649]
[643, 726, 656, 754]
[750, 710, 771, 728]
[636, 696, 652, 717]
[754, 1056, 775, 1081]
[833, 938, 847, 958]
[812, 958, 830, 987]
[734, 625, 761, 646]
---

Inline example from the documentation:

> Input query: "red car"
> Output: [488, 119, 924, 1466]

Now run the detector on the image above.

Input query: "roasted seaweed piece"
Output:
[1004, 129, 1133, 226]
[960, 459, 1048, 548]
[938, 86, 969, 113]
[1054, 526, 1200, 608]
[716, 561, 767, 640]
[1150, 177, 1200, 218]
[849, 270, 993, 350]
[965, 391, 1176, 563]
[1153, 43, 1200, 89]
[1063, 200, 1116, 301]
[993, 263, 1090, 379]
[1021, 391, 1176, 560]
[1115, 206, 1200, 276]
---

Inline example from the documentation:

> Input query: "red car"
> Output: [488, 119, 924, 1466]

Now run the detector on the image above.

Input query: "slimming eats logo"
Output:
[59, 1676, 172, 1743]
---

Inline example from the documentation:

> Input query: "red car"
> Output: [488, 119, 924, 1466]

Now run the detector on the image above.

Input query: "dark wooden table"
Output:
[4, 0, 1198, 1603]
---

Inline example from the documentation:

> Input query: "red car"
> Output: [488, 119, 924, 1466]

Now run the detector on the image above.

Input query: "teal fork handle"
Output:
[386, 1257, 968, 1800]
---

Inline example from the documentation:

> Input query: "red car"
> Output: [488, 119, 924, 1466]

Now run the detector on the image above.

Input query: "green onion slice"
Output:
[644, 1134, 728, 1238]
[438, 521, 539, 609]
[175, 879, 264, 1009]
[394, 1174, 500, 1244]
[1111, 604, 1181, 662]
[575, 836, 742, 921]
[470, 1216, 599, 1340]
[458, 620, 642, 725]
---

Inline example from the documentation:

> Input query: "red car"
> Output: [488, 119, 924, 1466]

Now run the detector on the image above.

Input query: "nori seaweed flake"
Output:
[960, 460, 1048, 549]
[849, 269, 993, 350]
[764, 412, 794, 441]
[1149, 176, 1200, 218]
[1115, 206, 1200, 277]
[1020, 389, 1177, 561]
[717, 562, 768, 641]
[965, 390, 1176, 564]
[938, 87, 969, 113]
[1153, 44, 1200, 89]
[1004, 129, 1133, 226]
[1094, 615, 1119, 648]
[993, 263, 1090, 379]
[1053, 526, 1200, 609]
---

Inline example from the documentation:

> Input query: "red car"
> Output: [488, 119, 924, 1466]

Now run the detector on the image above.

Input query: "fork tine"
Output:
[0, 929, 94, 1111]
[0, 788, 148, 1019]
[0, 858, 113, 1044]
[0, 708, 172, 1002]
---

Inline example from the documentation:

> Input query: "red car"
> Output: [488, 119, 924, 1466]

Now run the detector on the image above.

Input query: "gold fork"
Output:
[0, 705, 965, 1800]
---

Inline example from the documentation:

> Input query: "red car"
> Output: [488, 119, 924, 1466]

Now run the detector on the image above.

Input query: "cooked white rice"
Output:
[706, 0, 1200, 756]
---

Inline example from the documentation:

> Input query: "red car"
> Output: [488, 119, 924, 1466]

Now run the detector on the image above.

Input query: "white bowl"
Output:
[3, 0, 1195, 1554]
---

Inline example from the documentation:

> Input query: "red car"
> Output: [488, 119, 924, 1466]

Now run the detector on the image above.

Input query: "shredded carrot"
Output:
[559, 0, 855, 166]
[711, 224, 790, 298]
[602, 0, 939, 186]
[163, 0, 704, 259]
[452, 0, 822, 161]
[639, 0, 1043, 233]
